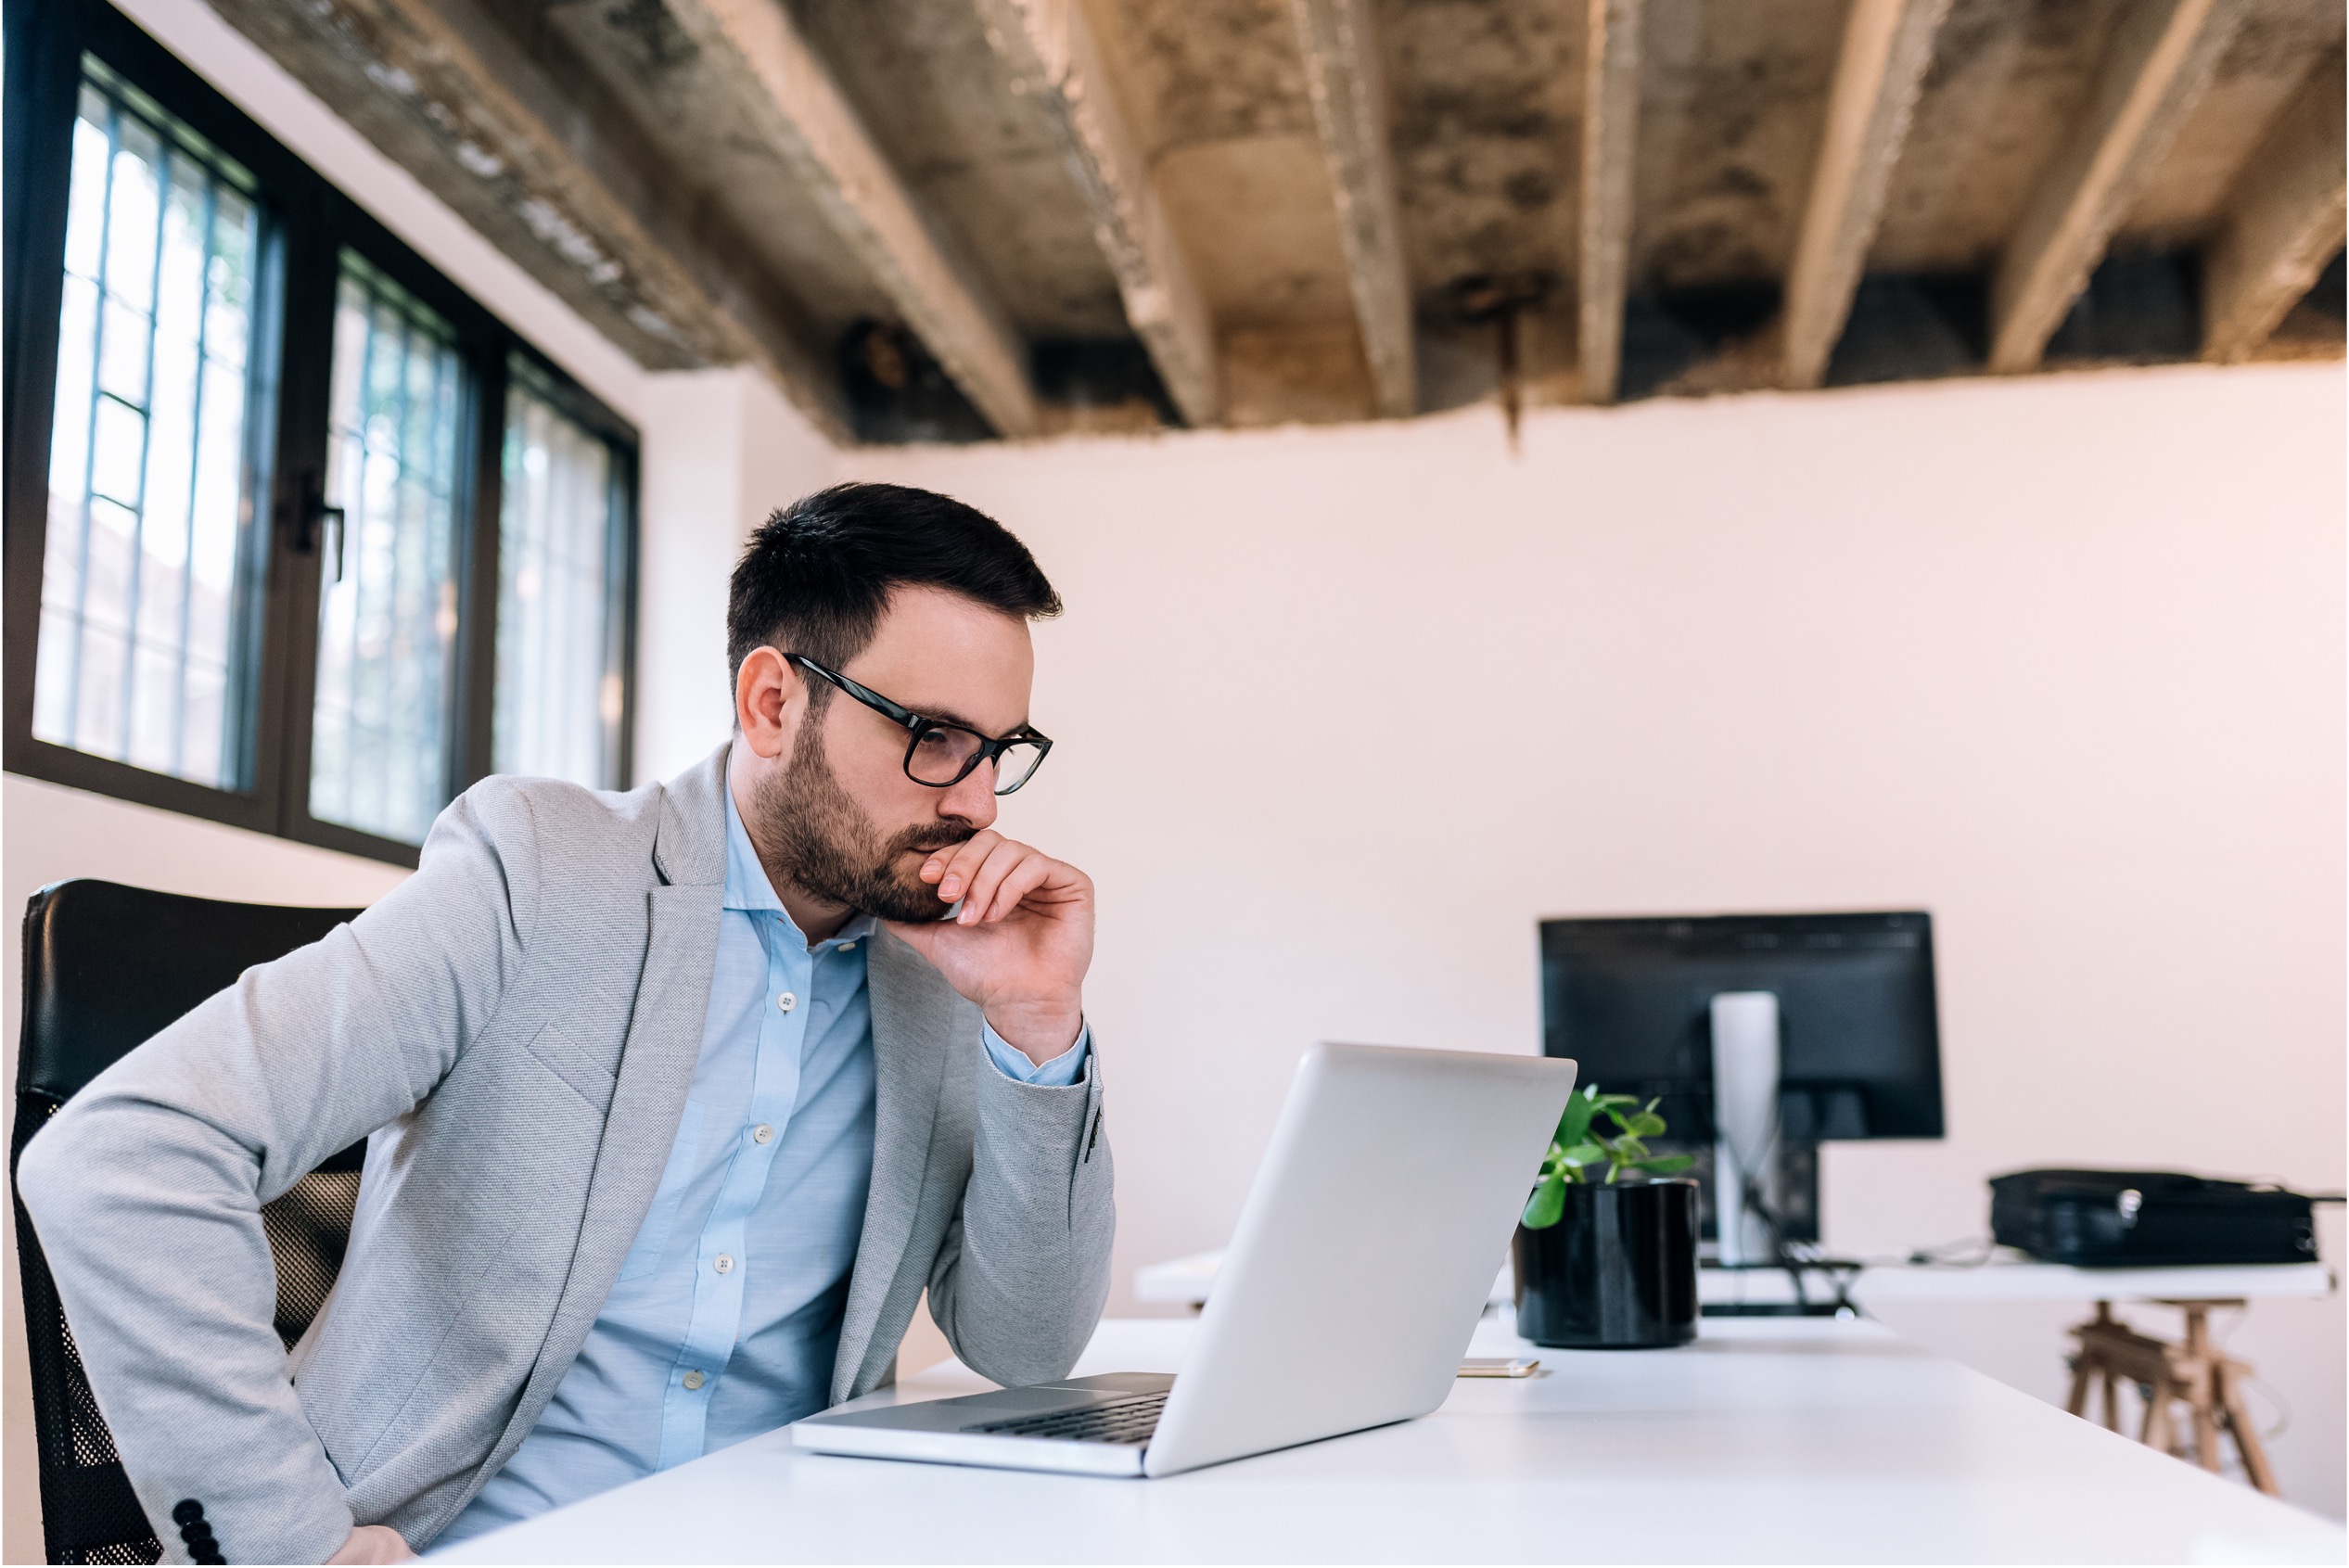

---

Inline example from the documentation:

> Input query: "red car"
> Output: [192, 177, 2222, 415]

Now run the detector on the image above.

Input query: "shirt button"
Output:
[683, 1370, 706, 1391]
[836, 942, 856, 953]
[713, 1254, 734, 1275]
[776, 992, 798, 1013]
[753, 1124, 774, 1144]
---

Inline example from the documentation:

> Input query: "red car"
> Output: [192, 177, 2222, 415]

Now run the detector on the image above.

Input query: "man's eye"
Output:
[913, 727, 956, 751]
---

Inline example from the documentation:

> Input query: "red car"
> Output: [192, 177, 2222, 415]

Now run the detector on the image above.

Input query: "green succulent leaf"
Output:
[1554, 1087, 1601, 1150]
[1552, 1084, 1681, 1186]
[1523, 1172, 1568, 1229]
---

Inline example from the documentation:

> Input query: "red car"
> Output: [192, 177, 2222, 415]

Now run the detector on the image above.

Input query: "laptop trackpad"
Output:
[819, 1372, 1174, 1433]
[1032, 1373, 1175, 1397]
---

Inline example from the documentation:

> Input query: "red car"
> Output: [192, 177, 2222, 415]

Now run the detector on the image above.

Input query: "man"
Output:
[19, 484, 1114, 1563]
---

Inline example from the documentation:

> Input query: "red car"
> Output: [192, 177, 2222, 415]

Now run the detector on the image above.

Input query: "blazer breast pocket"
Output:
[521, 1021, 620, 1114]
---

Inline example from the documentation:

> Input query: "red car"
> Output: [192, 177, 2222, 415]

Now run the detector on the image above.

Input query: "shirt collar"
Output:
[721, 783, 875, 949]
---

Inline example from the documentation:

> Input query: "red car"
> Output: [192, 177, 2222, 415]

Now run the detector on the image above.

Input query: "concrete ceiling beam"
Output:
[1577, 0, 1643, 405]
[205, 0, 850, 440]
[2202, 52, 2346, 364]
[975, 0, 1222, 428]
[1290, 0, 1416, 419]
[1780, 0, 1952, 391]
[1987, 0, 2241, 375]
[660, 0, 1040, 440]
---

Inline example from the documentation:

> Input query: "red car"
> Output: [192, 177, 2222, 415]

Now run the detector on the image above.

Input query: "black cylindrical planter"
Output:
[1513, 1178, 1699, 1349]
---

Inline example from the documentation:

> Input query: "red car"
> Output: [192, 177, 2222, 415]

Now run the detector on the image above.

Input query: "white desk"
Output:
[440, 1315, 2346, 1564]
[1132, 1247, 2337, 1311]
[1715, 1257, 2336, 1309]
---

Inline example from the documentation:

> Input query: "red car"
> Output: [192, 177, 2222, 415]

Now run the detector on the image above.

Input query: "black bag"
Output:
[1989, 1168, 2317, 1267]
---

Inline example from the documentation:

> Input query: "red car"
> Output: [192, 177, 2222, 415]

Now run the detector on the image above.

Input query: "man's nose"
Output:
[939, 763, 999, 829]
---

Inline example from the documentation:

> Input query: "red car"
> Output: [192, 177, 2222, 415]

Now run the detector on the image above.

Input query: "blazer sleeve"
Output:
[13, 780, 543, 1566]
[925, 1040, 1115, 1387]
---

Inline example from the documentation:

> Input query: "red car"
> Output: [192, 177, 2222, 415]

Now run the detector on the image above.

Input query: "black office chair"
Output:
[12, 879, 368, 1565]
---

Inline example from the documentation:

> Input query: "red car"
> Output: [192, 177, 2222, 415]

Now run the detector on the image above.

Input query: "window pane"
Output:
[309, 252, 466, 845]
[33, 57, 265, 790]
[494, 364, 622, 789]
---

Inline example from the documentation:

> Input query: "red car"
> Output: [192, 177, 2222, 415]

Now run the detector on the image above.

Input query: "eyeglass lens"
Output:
[989, 740, 1046, 794]
[907, 725, 1047, 794]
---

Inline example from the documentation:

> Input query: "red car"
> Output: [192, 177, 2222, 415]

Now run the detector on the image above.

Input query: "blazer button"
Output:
[714, 1254, 734, 1275]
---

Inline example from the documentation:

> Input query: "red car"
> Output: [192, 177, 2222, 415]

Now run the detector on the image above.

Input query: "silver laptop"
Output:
[792, 1042, 1577, 1478]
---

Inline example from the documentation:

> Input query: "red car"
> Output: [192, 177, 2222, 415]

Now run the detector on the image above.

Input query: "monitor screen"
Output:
[1538, 911, 1944, 1142]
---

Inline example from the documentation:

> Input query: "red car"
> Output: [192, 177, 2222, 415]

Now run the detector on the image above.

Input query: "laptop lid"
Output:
[1142, 1043, 1577, 1477]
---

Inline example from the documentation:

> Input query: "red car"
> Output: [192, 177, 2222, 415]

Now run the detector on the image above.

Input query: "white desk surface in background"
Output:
[439, 1315, 2346, 1564]
[1131, 1248, 2337, 1309]
[1719, 1256, 2335, 1308]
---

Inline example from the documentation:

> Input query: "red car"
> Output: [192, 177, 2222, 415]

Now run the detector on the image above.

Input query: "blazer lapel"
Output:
[830, 928, 957, 1400]
[460, 746, 729, 1511]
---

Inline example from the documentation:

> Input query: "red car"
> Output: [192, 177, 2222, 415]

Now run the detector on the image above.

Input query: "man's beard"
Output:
[747, 713, 975, 924]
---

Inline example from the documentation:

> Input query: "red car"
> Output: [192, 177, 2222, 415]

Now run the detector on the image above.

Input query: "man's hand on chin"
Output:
[327, 1525, 414, 1563]
[882, 830, 1093, 1065]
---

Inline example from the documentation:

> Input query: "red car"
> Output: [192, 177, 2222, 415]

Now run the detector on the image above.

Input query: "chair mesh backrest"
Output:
[12, 880, 366, 1565]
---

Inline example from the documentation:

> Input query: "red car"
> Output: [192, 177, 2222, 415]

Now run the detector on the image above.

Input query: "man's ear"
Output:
[735, 646, 802, 759]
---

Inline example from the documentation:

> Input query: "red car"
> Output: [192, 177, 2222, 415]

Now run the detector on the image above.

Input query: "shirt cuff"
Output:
[981, 1020, 1090, 1087]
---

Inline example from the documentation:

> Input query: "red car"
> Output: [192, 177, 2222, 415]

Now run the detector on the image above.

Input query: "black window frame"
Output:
[4, 0, 640, 868]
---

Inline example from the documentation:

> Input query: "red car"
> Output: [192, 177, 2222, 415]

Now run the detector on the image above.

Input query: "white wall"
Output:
[636, 369, 839, 783]
[837, 361, 2347, 1515]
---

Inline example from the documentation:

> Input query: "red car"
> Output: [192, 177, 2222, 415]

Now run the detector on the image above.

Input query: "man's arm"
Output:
[15, 782, 543, 1565]
[886, 830, 1113, 1383]
[925, 1043, 1114, 1384]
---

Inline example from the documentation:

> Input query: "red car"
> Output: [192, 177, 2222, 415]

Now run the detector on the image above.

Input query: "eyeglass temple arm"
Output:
[792, 652, 1050, 755]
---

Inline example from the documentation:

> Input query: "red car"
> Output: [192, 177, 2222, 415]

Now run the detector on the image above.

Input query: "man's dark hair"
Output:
[726, 483, 1061, 694]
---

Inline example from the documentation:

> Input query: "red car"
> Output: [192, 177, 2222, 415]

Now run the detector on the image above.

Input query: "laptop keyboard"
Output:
[966, 1390, 1168, 1446]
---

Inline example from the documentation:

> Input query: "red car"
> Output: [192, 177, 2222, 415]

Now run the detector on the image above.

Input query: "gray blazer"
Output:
[16, 745, 1115, 1563]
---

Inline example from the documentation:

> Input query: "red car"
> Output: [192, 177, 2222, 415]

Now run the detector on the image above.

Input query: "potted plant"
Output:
[1512, 1085, 1702, 1348]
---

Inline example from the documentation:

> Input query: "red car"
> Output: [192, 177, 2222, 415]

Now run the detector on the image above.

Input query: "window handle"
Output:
[319, 504, 346, 582]
[291, 474, 346, 582]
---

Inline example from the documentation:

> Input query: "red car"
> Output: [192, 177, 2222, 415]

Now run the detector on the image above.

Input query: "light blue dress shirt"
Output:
[444, 784, 1085, 1543]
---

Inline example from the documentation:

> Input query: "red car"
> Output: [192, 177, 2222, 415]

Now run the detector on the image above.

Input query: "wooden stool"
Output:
[2065, 1300, 2279, 1496]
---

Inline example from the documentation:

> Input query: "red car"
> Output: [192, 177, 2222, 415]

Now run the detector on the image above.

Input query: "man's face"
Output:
[747, 585, 1036, 922]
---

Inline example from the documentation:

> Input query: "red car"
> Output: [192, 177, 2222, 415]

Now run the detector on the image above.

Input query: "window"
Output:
[5, 0, 639, 866]
[34, 57, 268, 793]
[494, 357, 633, 791]
[310, 254, 467, 845]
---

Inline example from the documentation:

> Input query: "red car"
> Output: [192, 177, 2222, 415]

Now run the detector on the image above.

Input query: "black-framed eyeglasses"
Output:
[787, 654, 1053, 796]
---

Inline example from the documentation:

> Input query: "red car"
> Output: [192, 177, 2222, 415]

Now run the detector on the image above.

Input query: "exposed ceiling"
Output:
[206, 0, 2347, 443]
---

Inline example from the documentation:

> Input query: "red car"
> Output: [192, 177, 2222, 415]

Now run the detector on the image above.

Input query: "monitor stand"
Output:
[1704, 991, 1840, 1315]
[1710, 990, 1781, 1267]
[1690, 1142, 1819, 1254]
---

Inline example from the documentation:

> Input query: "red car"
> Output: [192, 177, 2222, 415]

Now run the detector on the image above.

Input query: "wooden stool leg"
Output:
[2065, 1355, 2093, 1418]
[2065, 1303, 2115, 1429]
[2179, 1306, 2222, 1473]
[2190, 1395, 2223, 1472]
[2216, 1362, 2281, 1498]
[2141, 1373, 2176, 1455]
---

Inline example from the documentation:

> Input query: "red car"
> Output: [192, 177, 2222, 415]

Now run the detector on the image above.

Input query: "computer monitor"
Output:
[1538, 911, 1944, 1246]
